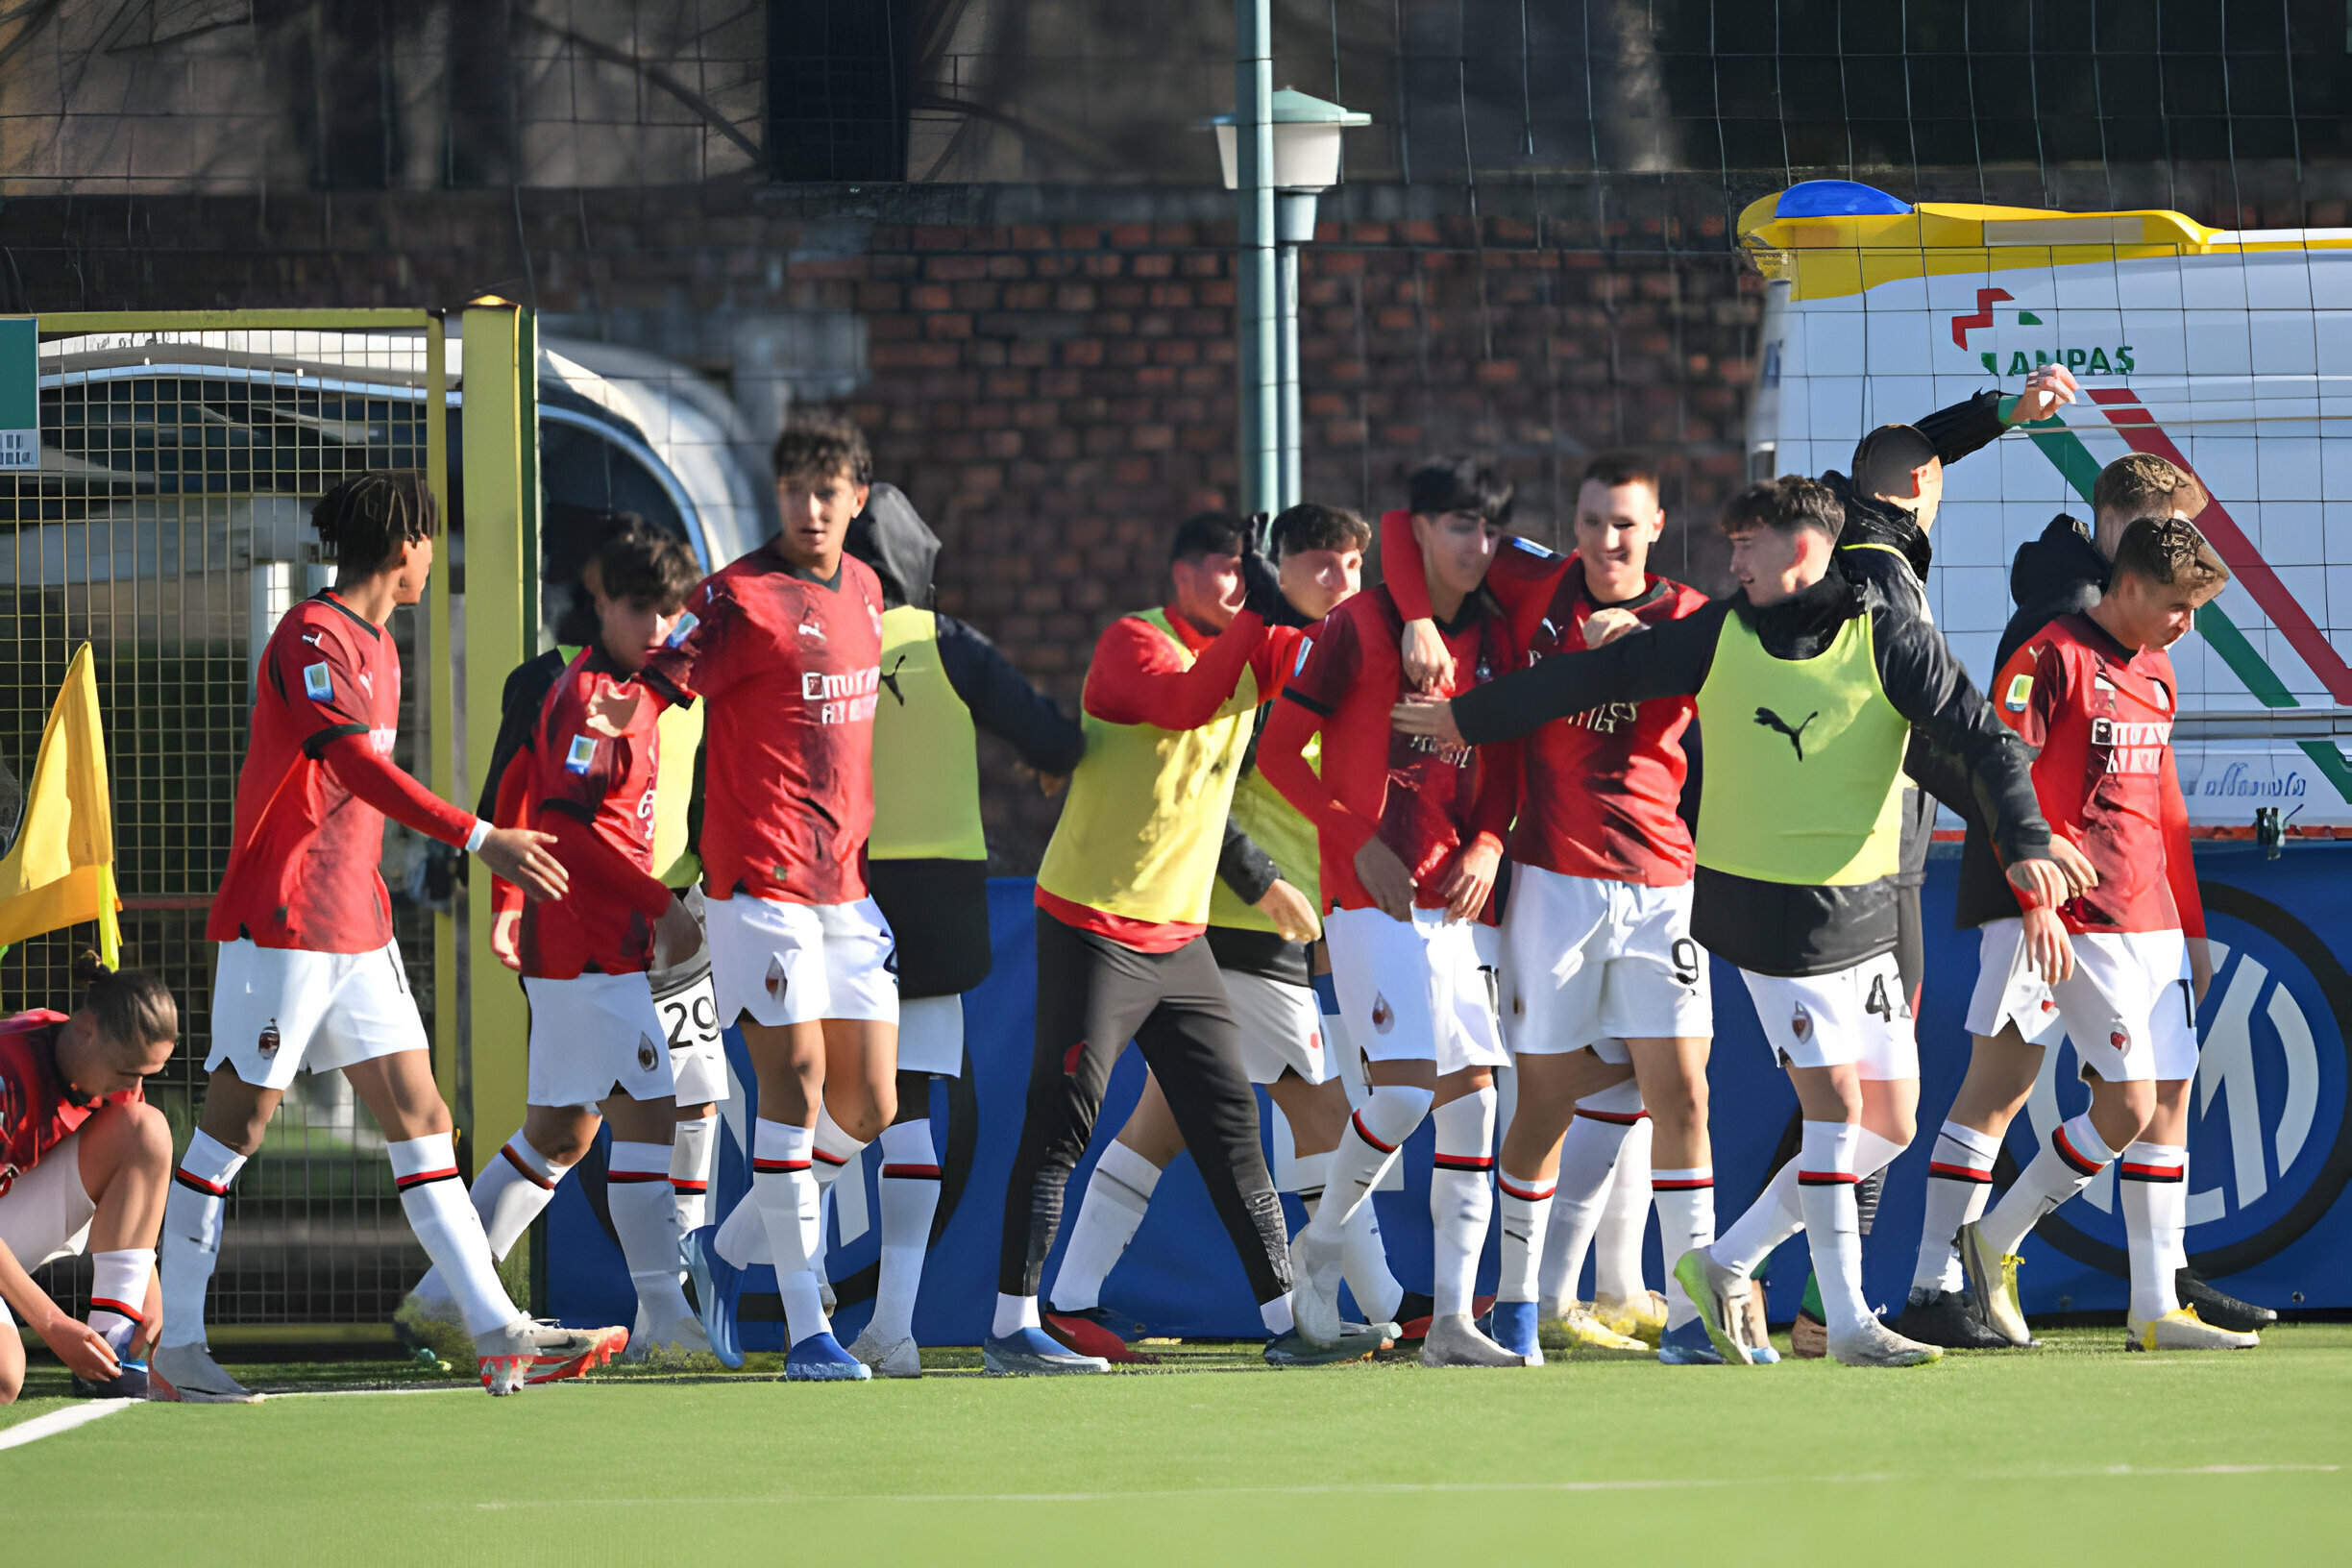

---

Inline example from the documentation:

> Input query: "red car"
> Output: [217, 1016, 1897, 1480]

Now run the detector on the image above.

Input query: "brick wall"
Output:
[0, 184, 1761, 870]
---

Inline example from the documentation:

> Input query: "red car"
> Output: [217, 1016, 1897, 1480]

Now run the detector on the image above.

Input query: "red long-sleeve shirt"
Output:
[1993, 612, 2205, 938]
[1261, 584, 1517, 916]
[1382, 508, 1704, 886]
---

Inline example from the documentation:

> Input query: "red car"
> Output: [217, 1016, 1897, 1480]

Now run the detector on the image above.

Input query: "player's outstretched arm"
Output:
[314, 733, 569, 902]
[1402, 599, 1727, 748]
[936, 612, 1086, 775]
[1911, 364, 2078, 473]
[1082, 608, 1270, 731]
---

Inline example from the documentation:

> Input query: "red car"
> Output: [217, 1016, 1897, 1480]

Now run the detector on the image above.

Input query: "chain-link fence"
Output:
[1, 324, 445, 1324]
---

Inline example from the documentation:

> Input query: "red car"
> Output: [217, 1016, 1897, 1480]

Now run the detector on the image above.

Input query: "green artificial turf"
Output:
[5, 1327, 2348, 1564]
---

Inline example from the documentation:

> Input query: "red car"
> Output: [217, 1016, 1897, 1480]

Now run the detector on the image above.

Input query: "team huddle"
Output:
[0, 363, 2284, 1401]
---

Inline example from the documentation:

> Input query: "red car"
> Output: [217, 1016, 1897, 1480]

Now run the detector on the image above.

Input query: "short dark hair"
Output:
[70, 949, 176, 1054]
[1721, 474, 1843, 538]
[590, 519, 700, 612]
[1169, 509, 1248, 564]
[1850, 424, 1941, 502]
[313, 471, 438, 574]
[2111, 516, 2230, 595]
[1270, 502, 1371, 558]
[1408, 456, 1513, 526]
[1580, 453, 1660, 496]
[772, 413, 873, 488]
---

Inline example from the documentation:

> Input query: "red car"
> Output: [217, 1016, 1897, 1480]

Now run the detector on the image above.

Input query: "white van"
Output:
[1742, 180, 2352, 829]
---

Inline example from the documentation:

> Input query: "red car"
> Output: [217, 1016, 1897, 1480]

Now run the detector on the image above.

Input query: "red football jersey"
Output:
[209, 592, 466, 952]
[1263, 586, 1516, 914]
[516, 649, 674, 979]
[643, 549, 884, 906]
[1992, 612, 2203, 937]
[1510, 574, 1706, 885]
[0, 1011, 140, 1197]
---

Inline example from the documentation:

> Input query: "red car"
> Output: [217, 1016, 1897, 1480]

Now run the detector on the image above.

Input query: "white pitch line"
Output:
[0, 1399, 137, 1453]
[474, 1463, 2340, 1510]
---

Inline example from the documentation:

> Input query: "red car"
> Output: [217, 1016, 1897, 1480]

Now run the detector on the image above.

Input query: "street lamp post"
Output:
[1216, 83, 1369, 517]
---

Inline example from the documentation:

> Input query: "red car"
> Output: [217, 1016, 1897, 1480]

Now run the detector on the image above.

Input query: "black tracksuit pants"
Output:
[995, 909, 1292, 1306]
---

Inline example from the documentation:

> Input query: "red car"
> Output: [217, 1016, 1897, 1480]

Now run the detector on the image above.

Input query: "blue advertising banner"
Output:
[547, 845, 2352, 1340]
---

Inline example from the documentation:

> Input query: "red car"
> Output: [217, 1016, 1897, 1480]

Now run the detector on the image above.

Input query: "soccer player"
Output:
[1898, 453, 2268, 1343]
[1380, 453, 1720, 1364]
[0, 960, 177, 1403]
[632, 416, 901, 1382]
[989, 510, 1334, 1375]
[162, 472, 621, 1400]
[404, 522, 709, 1357]
[1394, 474, 2075, 1367]
[1261, 460, 1525, 1366]
[1041, 502, 1408, 1360]
[467, 515, 729, 1316]
[841, 483, 1085, 1378]
[1953, 520, 2253, 1352]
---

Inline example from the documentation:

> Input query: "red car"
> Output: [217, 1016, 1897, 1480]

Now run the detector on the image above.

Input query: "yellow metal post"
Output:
[461, 304, 535, 1166]
[425, 315, 461, 1142]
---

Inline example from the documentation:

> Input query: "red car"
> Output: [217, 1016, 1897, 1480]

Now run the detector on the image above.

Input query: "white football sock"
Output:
[1978, 1112, 2117, 1259]
[1796, 1120, 1870, 1337]
[1496, 1167, 1556, 1305]
[1914, 1119, 1998, 1293]
[86, 1248, 154, 1356]
[608, 1140, 694, 1325]
[748, 1118, 828, 1346]
[1428, 1087, 1497, 1319]
[159, 1130, 245, 1348]
[1714, 1158, 1804, 1278]
[871, 1118, 942, 1344]
[478, 1135, 567, 1259]
[2120, 1141, 2187, 1321]
[1536, 1086, 1639, 1311]
[811, 1109, 868, 1283]
[1309, 1084, 1432, 1241]
[1340, 1197, 1404, 1324]
[670, 1112, 718, 1236]
[1048, 1140, 1163, 1313]
[1594, 1115, 1654, 1303]
[392, 1133, 519, 1336]
[1287, 1150, 1331, 1211]
[992, 1292, 1041, 1338]
[1651, 1165, 1715, 1329]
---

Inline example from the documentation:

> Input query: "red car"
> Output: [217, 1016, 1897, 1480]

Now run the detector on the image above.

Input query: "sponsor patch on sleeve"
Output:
[2002, 672, 2032, 712]
[565, 734, 598, 775]
[664, 610, 698, 649]
[302, 662, 333, 701]
[1294, 636, 1314, 675]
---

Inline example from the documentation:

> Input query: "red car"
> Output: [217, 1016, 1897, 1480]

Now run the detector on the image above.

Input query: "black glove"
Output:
[2053, 511, 2089, 541]
[1239, 512, 1286, 621]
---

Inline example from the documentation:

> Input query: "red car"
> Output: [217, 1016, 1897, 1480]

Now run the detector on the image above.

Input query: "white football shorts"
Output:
[707, 893, 899, 1030]
[1966, 920, 2193, 1084]
[208, 938, 429, 1091]
[0, 1129, 95, 1269]
[1502, 865, 1711, 1052]
[524, 971, 676, 1109]
[1321, 905, 1508, 1074]
[1220, 968, 1333, 1087]
[1739, 951, 1919, 1080]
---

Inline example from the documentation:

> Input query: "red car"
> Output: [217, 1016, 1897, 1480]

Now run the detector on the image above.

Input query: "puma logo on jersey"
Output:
[564, 734, 597, 775]
[357, 671, 373, 696]
[301, 630, 323, 647]
[1753, 706, 1819, 760]
[878, 655, 908, 705]
[798, 620, 828, 642]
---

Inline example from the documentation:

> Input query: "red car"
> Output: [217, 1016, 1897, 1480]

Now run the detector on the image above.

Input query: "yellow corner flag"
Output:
[0, 644, 121, 967]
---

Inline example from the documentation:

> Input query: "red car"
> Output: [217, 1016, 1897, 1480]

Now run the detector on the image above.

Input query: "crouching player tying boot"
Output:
[1956, 519, 2251, 1353]
[404, 523, 710, 1359]
[1, 960, 177, 1403]
[1261, 459, 1523, 1367]
[1395, 475, 2074, 1367]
